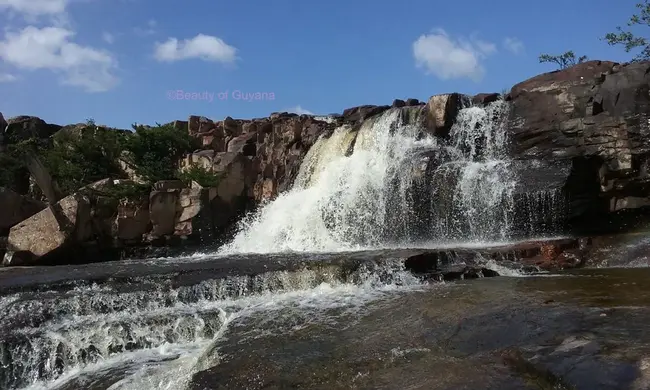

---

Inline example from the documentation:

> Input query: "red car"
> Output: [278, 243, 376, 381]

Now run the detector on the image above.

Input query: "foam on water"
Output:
[3, 261, 424, 390]
[219, 99, 565, 255]
[221, 108, 437, 254]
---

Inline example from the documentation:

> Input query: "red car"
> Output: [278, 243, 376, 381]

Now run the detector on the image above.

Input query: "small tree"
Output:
[538, 51, 588, 70]
[603, 0, 650, 61]
[44, 125, 126, 194]
[122, 123, 199, 184]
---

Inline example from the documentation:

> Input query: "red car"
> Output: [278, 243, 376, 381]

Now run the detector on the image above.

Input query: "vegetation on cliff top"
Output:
[604, 0, 650, 60]
[538, 51, 588, 70]
[539, 1, 650, 69]
[0, 120, 221, 200]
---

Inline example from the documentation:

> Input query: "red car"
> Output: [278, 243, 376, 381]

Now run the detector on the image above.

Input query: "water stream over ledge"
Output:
[2, 97, 649, 389]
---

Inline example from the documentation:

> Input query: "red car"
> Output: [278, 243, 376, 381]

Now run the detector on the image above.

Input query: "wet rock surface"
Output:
[189, 268, 650, 390]
[507, 60, 650, 232]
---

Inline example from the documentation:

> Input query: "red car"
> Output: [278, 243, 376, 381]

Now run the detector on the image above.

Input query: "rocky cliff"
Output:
[2, 60, 650, 266]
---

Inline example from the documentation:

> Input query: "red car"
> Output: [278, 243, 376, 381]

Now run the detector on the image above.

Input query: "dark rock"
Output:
[4, 116, 61, 145]
[423, 93, 469, 137]
[507, 60, 650, 233]
[405, 98, 421, 106]
[0, 188, 46, 232]
[392, 99, 406, 108]
[341, 105, 391, 124]
[0, 112, 6, 152]
[472, 93, 500, 106]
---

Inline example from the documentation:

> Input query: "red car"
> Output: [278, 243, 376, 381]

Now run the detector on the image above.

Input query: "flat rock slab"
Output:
[0, 237, 583, 294]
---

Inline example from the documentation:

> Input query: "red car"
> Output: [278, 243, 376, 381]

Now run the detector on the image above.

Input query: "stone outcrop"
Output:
[3, 116, 61, 145]
[0, 188, 45, 233]
[506, 60, 650, 232]
[423, 93, 468, 137]
[4, 193, 93, 265]
[182, 113, 338, 204]
[3, 59, 650, 266]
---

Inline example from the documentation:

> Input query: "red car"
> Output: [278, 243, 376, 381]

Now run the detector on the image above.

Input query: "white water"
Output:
[221, 108, 437, 254]
[430, 99, 517, 241]
[3, 262, 424, 390]
[221, 100, 526, 255]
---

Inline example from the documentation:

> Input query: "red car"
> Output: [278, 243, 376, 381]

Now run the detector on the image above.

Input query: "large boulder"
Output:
[4, 193, 93, 265]
[507, 60, 650, 233]
[146, 179, 220, 243]
[423, 93, 470, 137]
[4, 116, 61, 145]
[0, 188, 46, 233]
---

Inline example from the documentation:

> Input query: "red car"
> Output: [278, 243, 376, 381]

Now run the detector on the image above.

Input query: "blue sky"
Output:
[0, 0, 643, 129]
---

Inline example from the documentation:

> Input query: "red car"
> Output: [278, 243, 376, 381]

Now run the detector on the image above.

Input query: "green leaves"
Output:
[538, 51, 588, 69]
[177, 164, 223, 188]
[603, 0, 650, 60]
[121, 123, 200, 184]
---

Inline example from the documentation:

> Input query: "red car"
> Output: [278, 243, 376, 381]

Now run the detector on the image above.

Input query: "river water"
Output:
[2, 249, 650, 390]
[3, 100, 650, 389]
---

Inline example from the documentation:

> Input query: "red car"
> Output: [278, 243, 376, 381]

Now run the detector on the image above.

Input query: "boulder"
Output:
[113, 197, 150, 242]
[175, 182, 216, 239]
[4, 193, 93, 265]
[472, 93, 500, 106]
[0, 187, 46, 233]
[423, 93, 469, 137]
[148, 180, 219, 240]
[149, 187, 180, 238]
[341, 105, 391, 124]
[4, 116, 61, 145]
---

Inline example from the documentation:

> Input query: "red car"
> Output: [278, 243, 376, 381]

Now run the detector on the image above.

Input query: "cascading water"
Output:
[222, 98, 537, 254]
[221, 108, 437, 253]
[429, 99, 517, 241]
[0, 260, 423, 390]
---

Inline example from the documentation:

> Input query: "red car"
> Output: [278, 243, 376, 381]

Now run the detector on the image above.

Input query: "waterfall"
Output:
[429, 99, 517, 241]
[221, 98, 565, 255]
[221, 108, 436, 253]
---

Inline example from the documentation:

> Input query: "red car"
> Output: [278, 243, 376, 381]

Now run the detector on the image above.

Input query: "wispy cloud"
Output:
[503, 37, 524, 55]
[0, 73, 17, 82]
[134, 19, 157, 36]
[102, 32, 115, 44]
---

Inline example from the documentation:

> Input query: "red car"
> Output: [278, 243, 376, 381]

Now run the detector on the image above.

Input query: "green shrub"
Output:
[538, 51, 588, 70]
[122, 123, 199, 184]
[97, 181, 151, 201]
[177, 164, 223, 188]
[44, 126, 126, 194]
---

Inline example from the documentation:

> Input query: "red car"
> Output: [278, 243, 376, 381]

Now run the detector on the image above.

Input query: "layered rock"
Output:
[182, 113, 338, 205]
[3, 60, 650, 266]
[506, 60, 650, 232]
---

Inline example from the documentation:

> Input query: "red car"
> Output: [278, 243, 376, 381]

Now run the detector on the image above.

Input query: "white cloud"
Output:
[0, 0, 70, 16]
[412, 29, 495, 81]
[134, 19, 157, 36]
[503, 37, 524, 54]
[102, 32, 114, 44]
[0, 73, 17, 82]
[288, 105, 313, 115]
[0, 26, 118, 92]
[154, 34, 237, 64]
